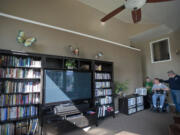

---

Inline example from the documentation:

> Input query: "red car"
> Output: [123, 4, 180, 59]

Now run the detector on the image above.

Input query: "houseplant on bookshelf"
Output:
[65, 59, 76, 69]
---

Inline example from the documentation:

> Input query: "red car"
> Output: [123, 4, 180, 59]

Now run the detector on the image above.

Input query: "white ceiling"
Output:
[78, 0, 180, 31]
[129, 24, 173, 42]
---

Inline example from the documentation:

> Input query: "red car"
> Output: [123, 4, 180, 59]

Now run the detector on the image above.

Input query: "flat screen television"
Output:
[44, 70, 92, 105]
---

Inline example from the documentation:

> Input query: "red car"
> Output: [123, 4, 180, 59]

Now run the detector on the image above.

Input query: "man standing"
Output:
[152, 78, 169, 112]
[162, 71, 180, 112]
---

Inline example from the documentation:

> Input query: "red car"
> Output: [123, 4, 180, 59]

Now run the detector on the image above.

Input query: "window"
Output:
[150, 38, 171, 63]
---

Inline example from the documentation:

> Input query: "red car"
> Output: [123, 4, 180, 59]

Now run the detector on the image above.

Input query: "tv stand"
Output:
[42, 103, 97, 130]
[53, 103, 90, 115]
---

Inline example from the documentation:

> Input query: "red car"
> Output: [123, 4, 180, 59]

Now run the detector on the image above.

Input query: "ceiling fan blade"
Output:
[146, 0, 174, 3]
[131, 9, 142, 23]
[101, 5, 125, 22]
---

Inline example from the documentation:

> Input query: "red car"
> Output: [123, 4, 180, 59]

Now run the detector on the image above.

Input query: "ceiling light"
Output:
[101, 22, 105, 25]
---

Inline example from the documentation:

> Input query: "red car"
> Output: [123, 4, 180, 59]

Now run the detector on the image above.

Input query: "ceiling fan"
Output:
[101, 0, 174, 23]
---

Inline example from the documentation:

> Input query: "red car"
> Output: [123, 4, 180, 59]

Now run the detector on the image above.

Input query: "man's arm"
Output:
[159, 79, 169, 84]
[176, 75, 180, 84]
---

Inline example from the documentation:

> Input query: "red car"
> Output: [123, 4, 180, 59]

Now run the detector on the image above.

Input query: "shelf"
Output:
[98, 111, 114, 119]
[95, 79, 112, 82]
[95, 87, 112, 89]
[95, 71, 112, 73]
[95, 95, 112, 98]
[0, 116, 38, 124]
[0, 77, 41, 80]
[0, 104, 40, 108]
[79, 60, 92, 71]
[45, 57, 63, 69]
[0, 92, 40, 95]
[65, 68, 78, 71]
[64, 59, 78, 69]
[0, 66, 41, 69]
[78, 69, 91, 72]
[96, 103, 113, 106]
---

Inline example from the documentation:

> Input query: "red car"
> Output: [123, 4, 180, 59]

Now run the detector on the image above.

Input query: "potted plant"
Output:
[114, 80, 128, 97]
[65, 59, 76, 69]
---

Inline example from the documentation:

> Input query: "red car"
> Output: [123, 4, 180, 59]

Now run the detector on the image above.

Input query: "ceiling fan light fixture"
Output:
[101, 21, 105, 25]
[125, 0, 147, 10]
[100, 0, 173, 23]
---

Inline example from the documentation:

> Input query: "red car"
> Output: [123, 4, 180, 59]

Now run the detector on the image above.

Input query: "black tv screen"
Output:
[44, 70, 91, 104]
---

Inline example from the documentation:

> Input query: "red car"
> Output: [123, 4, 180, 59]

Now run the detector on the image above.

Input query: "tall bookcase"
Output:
[93, 61, 115, 120]
[0, 50, 41, 135]
[0, 49, 115, 134]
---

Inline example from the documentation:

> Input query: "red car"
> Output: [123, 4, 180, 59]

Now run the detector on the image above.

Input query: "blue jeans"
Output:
[171, 90, 180, 112]
[152, 93, 165, 108]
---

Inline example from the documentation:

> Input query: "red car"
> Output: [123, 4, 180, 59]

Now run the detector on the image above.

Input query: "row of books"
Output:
[95, 89, 112, 97]
[0, 94, 40, 107]
[0, 55, 41, 68]
[97, 105, 114, 118]
[2, 81, 41, 93]
[0, 68, 41, 78]
[95, 81, 111, 88]
[0, 106, 38, 121]
[95, 73, 111, 80]
[0, 118, 38, 135]
[96, 96, 112, 105]
[0, 123, 14, 135]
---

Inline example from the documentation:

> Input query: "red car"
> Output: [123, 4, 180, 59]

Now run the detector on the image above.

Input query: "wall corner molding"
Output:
[0, 12, 140, 52]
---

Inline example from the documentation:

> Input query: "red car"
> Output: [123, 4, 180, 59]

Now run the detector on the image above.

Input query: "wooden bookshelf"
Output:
[93, 61, 115, 121]
[0, 49, 115, 134]
[0, 50, 41, 135]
